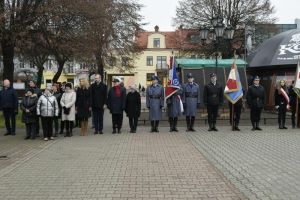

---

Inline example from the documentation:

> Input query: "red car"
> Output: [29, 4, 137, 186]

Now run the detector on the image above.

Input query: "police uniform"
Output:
[203, 73, 223, 131]
[246, 76, 265, 130]
[146, 76, 164, 132]
[182, 73, 200, 131]
[166, 87, 182, 132]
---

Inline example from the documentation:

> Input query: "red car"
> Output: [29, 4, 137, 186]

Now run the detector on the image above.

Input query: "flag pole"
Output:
[231, 103, 235, 131]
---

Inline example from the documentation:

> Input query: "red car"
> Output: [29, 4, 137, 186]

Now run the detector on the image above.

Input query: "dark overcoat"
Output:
[90, 82, 107, 109]
[20, 96, 38, 123]
[203, 82, 223, 106]
[146, 84, 164, 120]
[125, 91, 141, 118]
[182, 82, 200, 116]
[76, 87, 91, 119]
[246, 85, 265, 109]
[107, 86, 126, 114]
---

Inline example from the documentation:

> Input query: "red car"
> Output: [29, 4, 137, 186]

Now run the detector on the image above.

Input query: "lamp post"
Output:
[199, 4, 235, 75]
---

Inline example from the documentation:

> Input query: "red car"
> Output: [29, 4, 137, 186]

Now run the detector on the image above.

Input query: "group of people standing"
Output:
[0, 73, 298, 138]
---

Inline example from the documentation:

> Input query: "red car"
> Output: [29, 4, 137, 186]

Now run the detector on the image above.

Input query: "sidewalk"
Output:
[0, 114, 245, 200]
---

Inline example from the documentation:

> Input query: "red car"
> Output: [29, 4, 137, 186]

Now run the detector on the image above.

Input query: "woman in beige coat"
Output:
[60, 82, 76, 137]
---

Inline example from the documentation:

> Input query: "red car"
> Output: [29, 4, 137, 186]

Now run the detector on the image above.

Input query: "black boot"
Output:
[251, 122, 256, 131]
[282, 118, 287, 129]
[190, 117, 196, 132]
[234, 123, 240, 131]
[150, 121, 155, 133]
[169, 118, 173, 132]
[64, 121, 70, 137]
[173, 117, 178, 132]
[256, 122, 262, 131]
[208, 123, 213, 131]
[155, 121, 159, 132]
[212, 123, 218, 131]
[186, 117, 190, 132]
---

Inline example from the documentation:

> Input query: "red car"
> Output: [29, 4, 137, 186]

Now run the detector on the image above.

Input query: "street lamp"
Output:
[199, 14, 235, 74]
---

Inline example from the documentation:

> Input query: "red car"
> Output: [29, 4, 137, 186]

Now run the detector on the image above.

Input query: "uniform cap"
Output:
[151, 75, 159, 81]
[187, 73, 193, 78]
[113, 78, 120, 83]
[210, 73, 217, 78]
[254, 76, 260, 80]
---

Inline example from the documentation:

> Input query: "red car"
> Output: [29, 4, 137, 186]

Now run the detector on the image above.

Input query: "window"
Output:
[153, 38, 160, 48]
[146, 56, 153, 66]
[29, 62, 35, 68]
[122, 57, 129, 66]
[146, 73, 155, 81]
[156, 56, 167, 69]
[19, 62, 25, 68]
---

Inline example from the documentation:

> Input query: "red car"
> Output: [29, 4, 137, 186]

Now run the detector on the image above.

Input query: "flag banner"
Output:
[224, 61, 243, 104]
[165, 57, 180, 99]
[293, 61, 300, 98]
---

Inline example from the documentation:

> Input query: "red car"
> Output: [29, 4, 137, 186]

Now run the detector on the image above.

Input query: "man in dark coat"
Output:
[166, 88, 182, 132]
[146, 75, 164, 132]
[90, 74, 107, 135]
[182, 73, 200, 132]
[125, 85, 141, 133]
[0, 79, 18, 136]
[203, 73, 223, 131]
[20, 88, 38, 139]
[107, 78, 126, 134]
[288, 81, 298, 128]
[246, 76, 265, 131]
[28, 80, 42, 136]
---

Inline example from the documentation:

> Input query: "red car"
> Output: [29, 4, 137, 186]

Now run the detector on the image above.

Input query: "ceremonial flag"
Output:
[165, 57, 180, 99]
[293, 61, 300, 98]
[224, 61, 243, 104]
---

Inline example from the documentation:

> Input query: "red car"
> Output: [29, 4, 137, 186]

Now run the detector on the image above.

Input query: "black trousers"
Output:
[250, 107, 262, 123]
[291, 105, 296, 127]
[3, 108, 16, 134]
[128, 116, 138, 130]
[41, 117, 53, 138]
[229, 104, 242, 126]
[112, 113, 123, 130]
[64, 121, 74, 132]
[93, 108, 104, 132]
[25, 123, 36, 138]
[53, 116, 60, 133]
[278, 104, 287, 127]
[36, 116, 40, 135]
[207, 105, 219, 125]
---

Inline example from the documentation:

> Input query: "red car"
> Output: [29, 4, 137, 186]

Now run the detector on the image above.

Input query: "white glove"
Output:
[275, 105, 279, 109]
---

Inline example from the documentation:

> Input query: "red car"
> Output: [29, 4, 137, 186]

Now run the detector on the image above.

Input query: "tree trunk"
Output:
[96, 54, 104, 79]
[36, 65, 44, 88]
[1, 39, 15, 83]
[52, 59, 65, 83]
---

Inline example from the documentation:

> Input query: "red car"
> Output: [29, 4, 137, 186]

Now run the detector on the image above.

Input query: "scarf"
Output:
[114, 85, 121, 97]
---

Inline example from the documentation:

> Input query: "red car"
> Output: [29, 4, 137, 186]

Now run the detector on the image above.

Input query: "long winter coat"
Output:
[166, 88, 182, 118]
[275, 88, 289, 107]
[76, 87, 91, 119]
[182, 82, 200, 117]
[146, 84, 164, 120]
[107, 86, 126, 114]
[20, 95, 38, 123]
[0, 86, 18, 110]
[125, 91, 141, 118]
[37, 94, 59, 117]
[60, 90, 76, 121]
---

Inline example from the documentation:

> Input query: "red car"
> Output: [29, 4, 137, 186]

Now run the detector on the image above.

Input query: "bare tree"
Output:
[0, 0, 45, 82]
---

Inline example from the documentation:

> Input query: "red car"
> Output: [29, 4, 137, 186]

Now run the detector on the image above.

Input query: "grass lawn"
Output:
[0, 111, 25, 128]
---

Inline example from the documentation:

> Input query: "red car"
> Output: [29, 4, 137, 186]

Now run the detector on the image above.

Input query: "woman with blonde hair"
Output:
[76, 79, 91, 136]
[274, 80, 290, 129]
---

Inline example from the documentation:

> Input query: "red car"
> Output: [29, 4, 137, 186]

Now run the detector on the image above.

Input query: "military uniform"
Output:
[182, 74, 200, 131]
[246, 77, 265, 130]
[166, 88, 182, 132]
[146, 76, 164, 132]
[203, 74, 223, 131]
[274, 86, 289, 129]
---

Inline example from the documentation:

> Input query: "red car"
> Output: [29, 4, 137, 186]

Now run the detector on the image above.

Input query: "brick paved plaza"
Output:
[0, 114, 300, 200]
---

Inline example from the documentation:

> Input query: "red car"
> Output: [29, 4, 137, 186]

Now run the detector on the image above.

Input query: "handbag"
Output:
[63, 107, 71, 115]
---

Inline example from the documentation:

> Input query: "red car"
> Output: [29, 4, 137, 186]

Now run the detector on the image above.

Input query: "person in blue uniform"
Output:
[166, 87, 182, 132]
[146, 75, 164, 132]
[182, 73, 200, 132]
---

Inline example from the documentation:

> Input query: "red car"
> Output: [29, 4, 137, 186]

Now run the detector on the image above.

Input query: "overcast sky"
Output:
[139, 0, 300, 31]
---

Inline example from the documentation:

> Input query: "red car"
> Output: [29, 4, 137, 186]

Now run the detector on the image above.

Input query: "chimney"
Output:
[154, 25, 159, 32]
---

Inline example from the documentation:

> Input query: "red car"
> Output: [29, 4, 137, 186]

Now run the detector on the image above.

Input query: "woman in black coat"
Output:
[20, 89, 38, 139]
[75, 79, 91, 136]
[125, 85, 141, 133]
[274, 80, 289, 129]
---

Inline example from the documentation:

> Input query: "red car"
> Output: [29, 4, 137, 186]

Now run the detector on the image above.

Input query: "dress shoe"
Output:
[94, 131, 99, 135]
[251, 127, 256, 131]
[234, 126, 241, 131]
[4, 133, 11, 136]
[190, 128, 196, 132]
[169, 128, 173, 132]
[283, 126, 288, 129]
[173, 128, 178, 132]
[208, 128, 213, 131]
[112, 129, 116, 134]
[24, 136, 30, 140]
[117, 129, 121, 134]
[213, 127, 218, 131]
[256, 127, 262, 131]
[99, 131, 103, 134]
